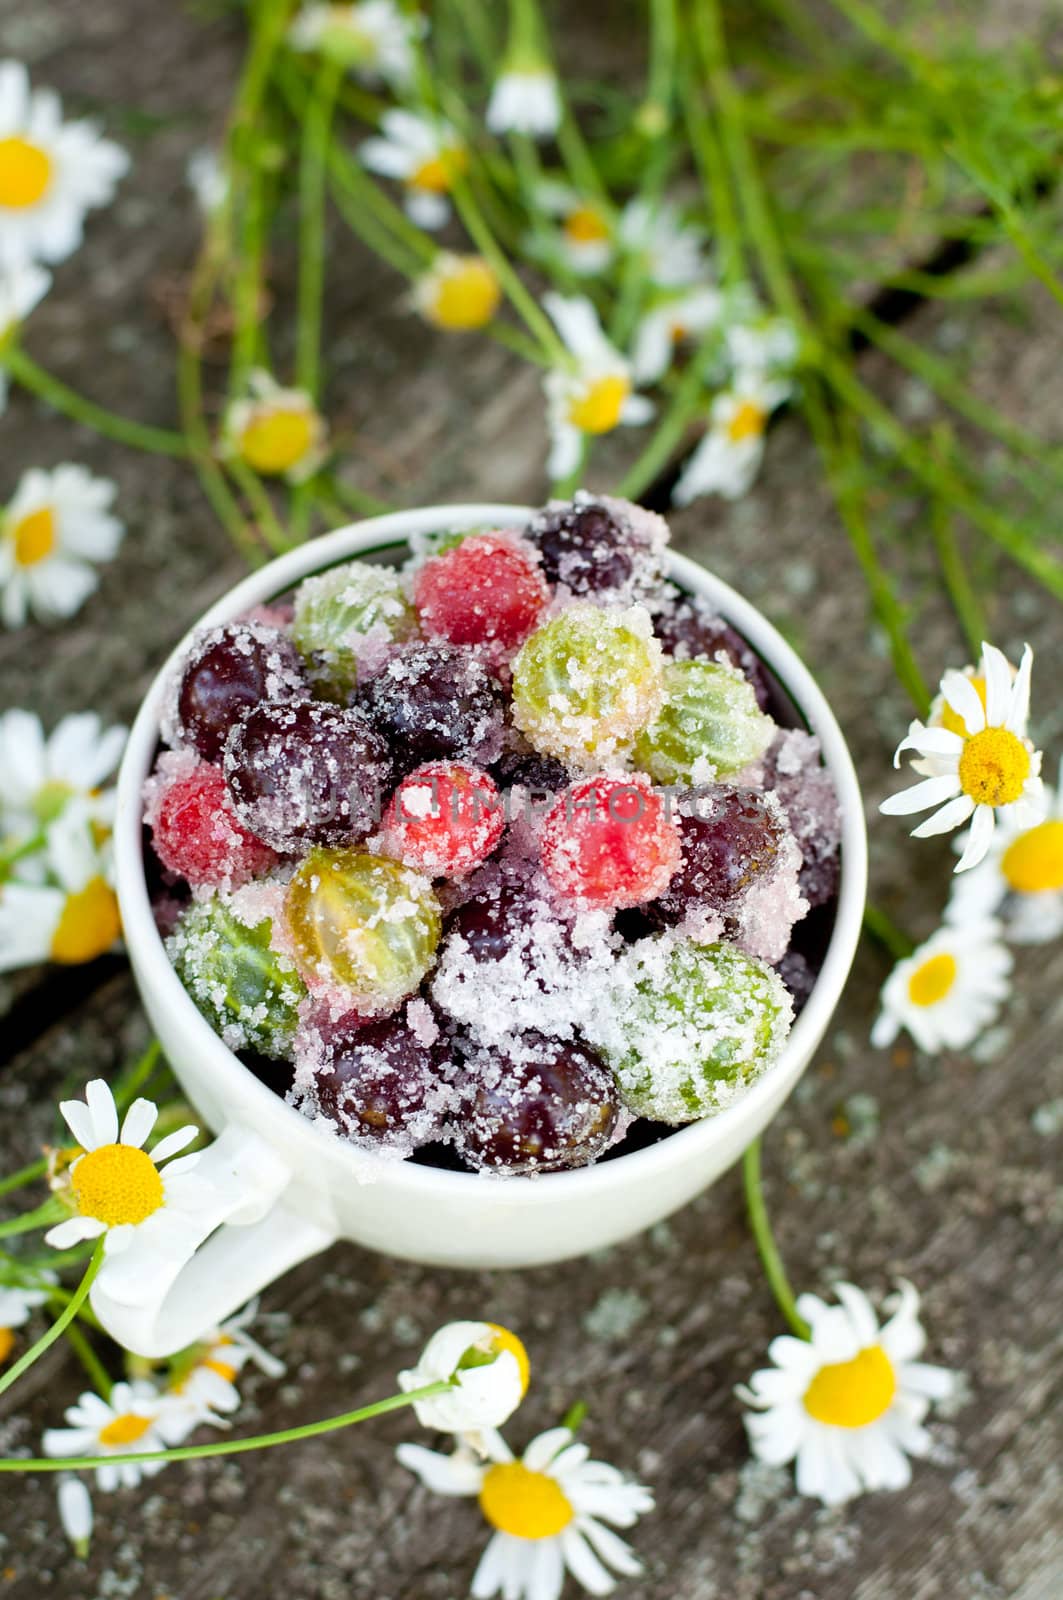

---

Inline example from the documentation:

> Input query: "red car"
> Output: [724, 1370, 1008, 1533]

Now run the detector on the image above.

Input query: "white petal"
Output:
[84, 1080, 119, 1147]
[980, 641, 1013, 727]
[1005, 644, 1034, 735]
[833, 1283, 880, 1346]
[560, 1526, 616, 1595]
[58, 1099, 99, 1151]
[395, 1442, 483, 1496]
[879, 774, 961, 817]
[910, 794, 975, 838]
[523, 1427, 573, 1473]
[899, 1361, 957, 1401]
[940, 672, 985, 735]
[119, 1098, 157, 1150]
[149, 1125, 199, 1164]
[45, 1216, 104, 1249]
[954, 803, 995, 871]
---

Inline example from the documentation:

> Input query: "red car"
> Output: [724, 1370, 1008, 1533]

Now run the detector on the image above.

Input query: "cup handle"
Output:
[89, 1124, 336, 1358]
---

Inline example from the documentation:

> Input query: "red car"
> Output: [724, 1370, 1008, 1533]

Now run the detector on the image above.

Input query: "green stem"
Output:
[297, 60, 342, 399]
[742, 1138, 810, 1340]
[618, 338, 719, 500]
[929, 439, 989, 658]
[0, 1243, 103, 1399]
[863, 902, 915, 962]
[450, 176, 569, 365]
[113, 1041, 164, 1114]
[61, 1314, 113, 1400]
[228, 459, 292, 555]
[0, 1159, 47, 1200]
[0, 1198, 64, 1241]
[560, 1400, 588, 1433]
[3, 349, 190, 457]
[0, 1379, 451, 1472]
[229, 157, 269, 395]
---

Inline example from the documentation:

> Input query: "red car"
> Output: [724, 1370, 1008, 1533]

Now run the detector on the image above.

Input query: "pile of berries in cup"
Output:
[145, 496, 841, 1175]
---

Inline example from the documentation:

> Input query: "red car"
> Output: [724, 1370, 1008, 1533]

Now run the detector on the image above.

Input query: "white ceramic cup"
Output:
[105, 504, 867, 1356]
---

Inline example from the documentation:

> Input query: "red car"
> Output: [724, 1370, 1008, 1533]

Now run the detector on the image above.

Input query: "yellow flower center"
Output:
[941, 675, 987, 737]
[0, 137, 53, 209]
[907, 951, 957, 1008]
[726, 399, 767, 444]
[957, 726, 1031, 807]
[410, 146, 467, 195]
[98, 1412, 154, 1448]
[10, 506, 57, 567]
[50, 876, 121, 964]
[1001, 818, 1063, 893]
[803, 1345, 897, 1428]
[72, 1143, 165, 1227]
[479, 1462, 575, 1540]
[427, 258, 501, 330]
[0, 1327, 15, 1366]
[564, 205, 610, 245]
[485, 1323, 531, 1397]
[568, 374, 630, 434]
[238, 407, 316, 476]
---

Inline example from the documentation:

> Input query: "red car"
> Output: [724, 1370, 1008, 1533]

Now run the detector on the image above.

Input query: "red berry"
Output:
[380, 762, 505, 878]
[414, 532, 548, 651]
[540, 773, 681, 910]
[151, 760, 277, 889]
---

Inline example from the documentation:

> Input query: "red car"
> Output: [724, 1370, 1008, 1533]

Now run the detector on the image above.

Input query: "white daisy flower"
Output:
[413, 253, 501, 331]
[222, 370, 327, 483]
[542, 293, 653, 480]
[167, 1297, 287, 1438]
[288, 2, 420, 85]
[0, 1277, 53, 1365]
[631, 286, 724, 385]
[0, 812, 120, 970]
[532, 181, 614, 276]
[487, 67, 562, 140]
[725, 315, 800, 377]
[186, 149, 227, 217]
[0, 60, 129, 270]
[870, 919, 1012, 1053]
[0, 261, 50, 412]
[0, 706, 125, 836]
[617, 197, 706, 288]
[43, 1379, 180, 1491]
[398, 1425, 654, 1600]
[946, 773, 1063, 944]
[398, 1321, 529, 1440]
[880, 641, 1044, 872]
[359, 110, 467, 229]
[0, 462, 124, 629]
[56, 1473, 93, 1557]
[739, 1280, 957, 1506]
[43, 1078, 220, 1305]
[672, 369, 791, 505]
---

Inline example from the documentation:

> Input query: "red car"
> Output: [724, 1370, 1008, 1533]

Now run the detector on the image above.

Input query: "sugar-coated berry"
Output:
[380, 762, 504, 877]
[174, 621, 305, 763]
[511, 603, 664, 767]
[357, 642, 506, 771]
[775, 948, 816, 1012]
[493, 749, 571, 795]
[452, 1033, 619, 1173]
[149, 758, 276, 889]
[224, 700, 391, 853]
[654, 597, 771, 710]
[635, 656, 775, 783]
[291, 560, 418, 695]
[414, 532, 548, 651]
[647, 788, 784, 926]
[169, 889, 307, 1058]
[285, 847, 441, 1011]
[586, 935, 792, 1124]
[541, 774, 681, 910]
[529, 496, 666, 600]
[445, 881, 538, 963]
[289, 1010, 447, 1152]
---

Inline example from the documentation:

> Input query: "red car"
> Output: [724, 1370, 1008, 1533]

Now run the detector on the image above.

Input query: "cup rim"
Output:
[115, 503, 868, 1202]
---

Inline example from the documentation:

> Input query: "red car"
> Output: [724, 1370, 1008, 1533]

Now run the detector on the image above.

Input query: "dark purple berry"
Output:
[530, 503, 633, 595]
[175, 622, 305, 763]
[357, 643, 505, 772]
[774, 949, 816, 1012]
[492, 749, 571, 795]
[453, 1033, 619, 1173]
[654, 598, 771, 711]
[447, 882, 545, 963]
[223, 699, 391, 852]
[648, 788, 783, 926]
[291, 1011, 446, 1151]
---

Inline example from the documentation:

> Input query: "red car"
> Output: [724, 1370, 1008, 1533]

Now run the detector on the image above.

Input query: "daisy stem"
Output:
[0, 1197, 65, 1240]
[113, 1040, 163, 1114]
[0, 1241, 103, 1401]
[862, 902, 915, 962]
[0, 1379, 452, 1472]
[2, 349, 191, 458]
[451, 176, 570, 367]
[929, 437, 989, 660]
[0, 1159, 47, 1200]
[59, 1312, 113, 1401]
[560, 1401, 588, 1433]
[742, 1138, 811, 1340]
[228, 155, 270, 398]
[296, 59, 343, 401]
[228, 460, 293, 555]
[617, 335, 719, 500]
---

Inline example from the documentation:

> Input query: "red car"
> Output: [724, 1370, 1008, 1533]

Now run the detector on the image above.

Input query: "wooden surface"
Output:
[1, 3, 1062, 1597]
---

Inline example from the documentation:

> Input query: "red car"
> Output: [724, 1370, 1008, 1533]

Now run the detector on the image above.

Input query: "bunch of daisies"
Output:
[0, 709, 126, 973]
[0, 60, 128, 627]
[875, 639, 1054, 1054]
